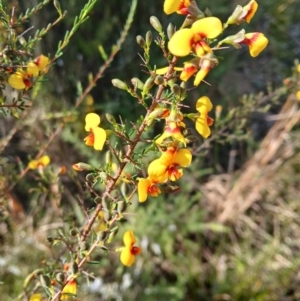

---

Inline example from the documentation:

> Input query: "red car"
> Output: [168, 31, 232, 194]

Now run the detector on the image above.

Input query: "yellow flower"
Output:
[148, 145, 192, 182]
[156, 121, 186, 146]
[194, 53, 218, 86]
[138, 177, 161, 202]
[61, 279, 77, 300]
[195, 96, 214, 138]
[29, 294, 42, 301]
[168, 17, 223, 57]
[27, 55, 50, 76]
[84, 113, 107, 150]
[225, 0, 258, 26]
[8, 69, 32, 90]
[217, 29, 268, 57]
[28, 155, 50, 169]
[120, 230, 141, 267]
[240, 32, 269, 57]
[164, 0, 191, 15]
[296, 90, 300, 101]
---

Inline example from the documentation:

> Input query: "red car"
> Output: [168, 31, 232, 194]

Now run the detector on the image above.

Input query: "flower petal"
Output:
[8, 72, 26, 90]
[196, 96, 213, 113]
[138, 178, 150, 202]
[27, 62, 39, 77]
[196, 115, 211, 138]
[148, 159, 168, 183]
[35, 55, 50, 71]
[93, 127, 107, 150]
[192, 17, 223, 39]
[61, 279, 77, 300]
[123, 230, 136, 246]
[173, 149, 192, 167]
[85, 113, 101, 131]
[244, 0, 258, 23]
[120, 247, 135, 266]
[245, 32, 268, 57]
[164, 0, 181, 14]
[168, 28, 194, 57]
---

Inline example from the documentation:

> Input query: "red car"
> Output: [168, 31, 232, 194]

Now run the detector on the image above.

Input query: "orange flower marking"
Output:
[120, 230, 141, 267]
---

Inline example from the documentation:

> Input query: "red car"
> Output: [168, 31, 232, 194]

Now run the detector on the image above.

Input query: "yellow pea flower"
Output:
[218, 30, 268, 57]
[8, 69, 32, 90]
[27, 55, 50, 76]
[61, 279, 77, 300]
[138, 177, 161, 202]
[29, 294, 42, 301]
[195, 96, 214, 138]
[225, 0, 258, 27]
[28, 155, 50, 169]
[241, 32, 269, 57]
[120, 230, 141, 266]
[164, 0, 191, 15]
[148, 145, 192, 182]
[84, 113, 107, 150]
[156, 121, 186, 146]
[168, 17, 223, 57]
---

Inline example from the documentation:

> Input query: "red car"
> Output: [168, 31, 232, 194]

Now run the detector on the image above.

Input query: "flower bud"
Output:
[107, 226, 118, 243]
[154, 75, 164, 85]
[136, 35, 145, 48]
[111, 79, 128, 90]
[131, 77, 144, 90]
[69, 228, 78, 236]
[80, 241, 90, 251]
[56, 273, 65, 283]
[72, 162, 94, 171]
[102, 198, 110, 210]
[106, 113, 116, 125]
[117, 201, 127, 214]
[150, 16, 162, 33]
[215, 105, 222, 121]
[121, 182, 129, 199]
[103, 211, 112, 222]
[180, 81, 187, 95]
[171, 84, 181, 96]
[68, 262, 78, 276]
[146, 31, 152, 48]
[142, 76, 155, 95]
[40, 275, 51, 288]
[94, 196, 102, 204]
[105, 151, 112, 165]
[167, 23, 175, 40]
[97, 230, 108, 241]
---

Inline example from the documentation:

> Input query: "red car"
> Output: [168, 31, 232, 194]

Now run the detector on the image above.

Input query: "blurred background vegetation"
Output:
[1, 0, 300, 300]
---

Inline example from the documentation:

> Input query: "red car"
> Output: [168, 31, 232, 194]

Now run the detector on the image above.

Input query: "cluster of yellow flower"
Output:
[163, 0, 268, 86]
[8, 54, 50, 90]
[72, 0, 269, 272]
